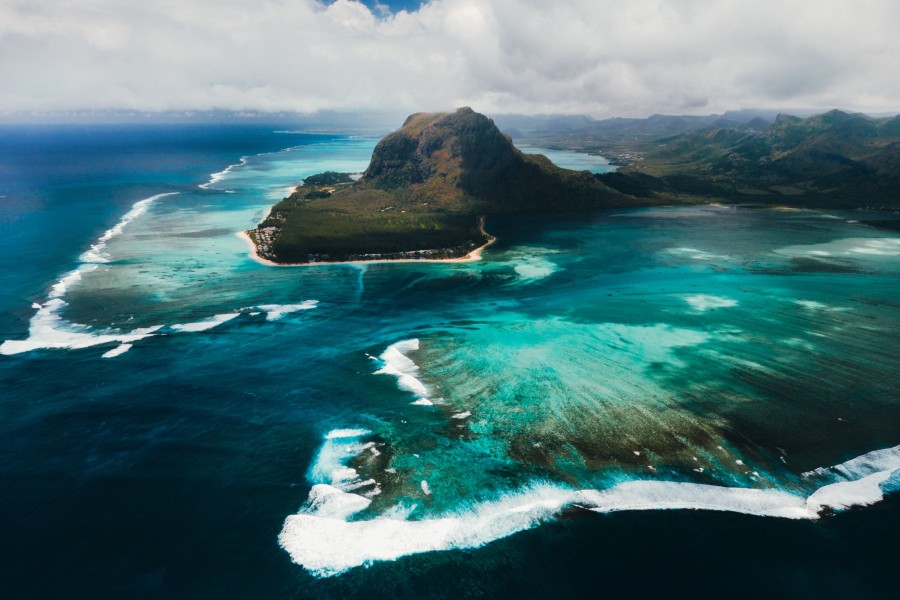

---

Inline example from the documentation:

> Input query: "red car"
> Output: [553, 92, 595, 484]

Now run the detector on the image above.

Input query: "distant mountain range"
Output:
[501, 109, 900, 208]
[492, 108, 783, 141]
[618, 109, 900, 206]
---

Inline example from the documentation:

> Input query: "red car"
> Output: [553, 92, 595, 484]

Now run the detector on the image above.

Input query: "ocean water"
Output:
[1, 125, 899, 598]
[518, 144, 614, 173]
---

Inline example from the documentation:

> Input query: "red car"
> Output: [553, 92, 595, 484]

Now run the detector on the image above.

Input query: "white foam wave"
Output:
[2, 193, 179, 355]
[800, 445, 900, 512]
[80, 193, 178, 263]
[280, 440, 900, 577]
[256, 301, 319, 321]
[807, 471, 895, 512]
[326, 428, 372, 440]
[170, 313, 239, 333]
[0, 296, 162, 355]
[374, 339, 429, 397]
[806, 444, 900, 480]
[582, 481, 810, 519]
[199, 157, 248, 189]
[308, 429, 380, 499]
[2, 187, 316, 357]
[101, 343, 133, 358]
[280, 483, 570, 578]
[49, 266, 89, 299]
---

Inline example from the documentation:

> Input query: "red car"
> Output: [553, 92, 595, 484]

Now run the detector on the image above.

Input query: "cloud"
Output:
[1, 0, 899, 117]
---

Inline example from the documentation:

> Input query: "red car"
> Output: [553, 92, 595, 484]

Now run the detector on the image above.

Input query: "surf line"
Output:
[0, 193, 179, 357]
[199, 157, 249, 190]
[280, 430, 900, 578]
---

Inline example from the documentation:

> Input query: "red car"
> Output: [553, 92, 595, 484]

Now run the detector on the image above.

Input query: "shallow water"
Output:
[1, 126, 898, 597]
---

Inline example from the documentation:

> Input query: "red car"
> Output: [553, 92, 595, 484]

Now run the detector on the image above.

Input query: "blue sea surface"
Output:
[1, 125, 899, 598]
[518, 143, 615, 173]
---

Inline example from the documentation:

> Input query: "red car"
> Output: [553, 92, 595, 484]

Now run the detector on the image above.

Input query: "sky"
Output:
[2, 0, 899, 119]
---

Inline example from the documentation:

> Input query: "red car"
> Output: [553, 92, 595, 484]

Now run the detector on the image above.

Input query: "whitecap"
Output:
[79, 192, 178, 264]
[199, 157, 248, 189]
[279, 483, 570, 578]
[170, 313, 239, 333]
[307, 429, 381, 497]
[0, 296, 163, 355]
[279, 438, 900, 578]
[101, 343, 133, 358]
[2, 193, 176, 356]
[374, 339, 428, 397]
[326, 428, 372, 440]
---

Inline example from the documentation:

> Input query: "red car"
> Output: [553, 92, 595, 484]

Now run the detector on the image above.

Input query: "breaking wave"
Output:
[279, 430, 900, 578]
[0, 191, 318, 357]
[1, 193, 178, 356]
[198, 157, 248, 189]
[79, 193, 177, 264]
[374, 339, 429, 398]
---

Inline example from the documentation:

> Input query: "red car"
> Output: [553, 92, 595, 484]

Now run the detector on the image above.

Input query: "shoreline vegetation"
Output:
[238, 216, 496, 267]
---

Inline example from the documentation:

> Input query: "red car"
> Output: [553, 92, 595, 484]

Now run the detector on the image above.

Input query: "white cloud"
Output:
[1, 0, 899, 117]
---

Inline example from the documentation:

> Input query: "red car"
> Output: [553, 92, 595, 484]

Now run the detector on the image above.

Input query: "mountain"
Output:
[247, 107, 641, 263]
[602, 109, 900, 207]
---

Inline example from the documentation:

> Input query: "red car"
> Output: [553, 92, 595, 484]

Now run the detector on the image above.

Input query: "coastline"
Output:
[236, 216, 496, 268]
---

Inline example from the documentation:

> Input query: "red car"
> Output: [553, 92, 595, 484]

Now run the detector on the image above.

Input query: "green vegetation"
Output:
[302, 171, 355, 186]
[612, 110, 900, 207]
[507, 109, 900, 209]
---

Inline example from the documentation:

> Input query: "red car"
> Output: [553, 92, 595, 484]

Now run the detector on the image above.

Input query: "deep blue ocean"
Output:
[1, 124, 899, 599]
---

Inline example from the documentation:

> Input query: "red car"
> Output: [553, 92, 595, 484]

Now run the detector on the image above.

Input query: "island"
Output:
[243, 107, 646, 264]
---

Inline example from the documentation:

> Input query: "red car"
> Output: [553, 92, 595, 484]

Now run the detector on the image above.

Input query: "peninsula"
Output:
[245, 107, 644, 264]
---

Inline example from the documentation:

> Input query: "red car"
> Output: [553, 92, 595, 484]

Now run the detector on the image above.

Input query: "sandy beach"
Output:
[236, 217, 496, 268]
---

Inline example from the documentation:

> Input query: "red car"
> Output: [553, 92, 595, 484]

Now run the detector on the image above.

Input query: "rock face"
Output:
[364, 108, 518, 186]
[359, 107, 630, 212]
[248, 107, 640, 264]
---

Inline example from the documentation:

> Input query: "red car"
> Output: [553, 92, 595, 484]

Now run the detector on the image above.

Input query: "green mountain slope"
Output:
[608, 110, 900, 206]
